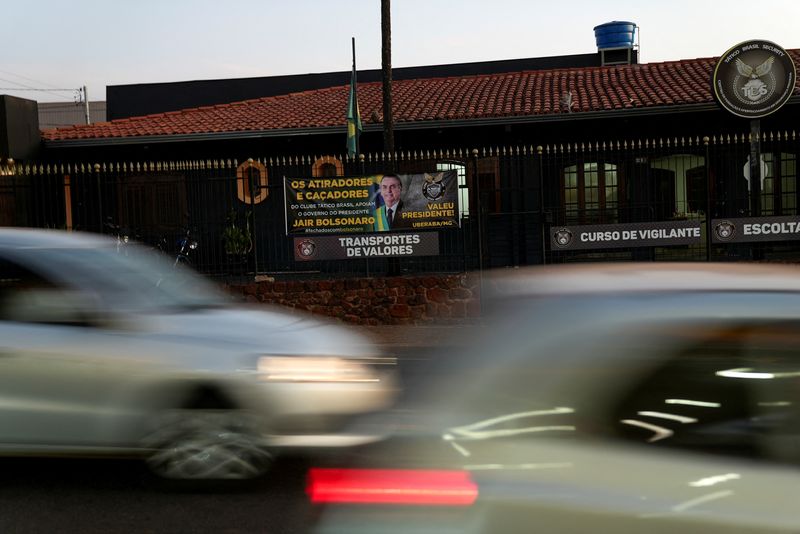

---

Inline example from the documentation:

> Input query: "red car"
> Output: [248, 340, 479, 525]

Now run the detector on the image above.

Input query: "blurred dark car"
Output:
[310, 263, 800, 533]
[0, 229, 396, 482]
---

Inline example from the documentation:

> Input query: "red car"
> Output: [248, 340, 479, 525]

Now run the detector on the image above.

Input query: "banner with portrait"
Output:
[284, 171, 459, 235]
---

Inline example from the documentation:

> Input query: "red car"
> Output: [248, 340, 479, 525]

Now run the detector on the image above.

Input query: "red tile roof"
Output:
[42, 51, 800, 142]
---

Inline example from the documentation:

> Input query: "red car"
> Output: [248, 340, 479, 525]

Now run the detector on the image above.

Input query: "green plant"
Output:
[222, 210, 252, 256]
[222, 226, 250, 255]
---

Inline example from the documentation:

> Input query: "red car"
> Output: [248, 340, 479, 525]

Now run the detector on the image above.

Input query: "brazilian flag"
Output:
[346, 64, 362, 157]
[371, 175, 389, 231]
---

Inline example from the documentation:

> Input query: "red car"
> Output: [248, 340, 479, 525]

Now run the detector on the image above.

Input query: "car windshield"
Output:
[24, 244, 228, 313]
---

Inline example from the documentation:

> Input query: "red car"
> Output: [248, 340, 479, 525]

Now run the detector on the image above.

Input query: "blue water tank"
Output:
[593, 21, 636, 50]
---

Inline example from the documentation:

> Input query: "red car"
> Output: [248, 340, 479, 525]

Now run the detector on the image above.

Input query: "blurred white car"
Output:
[310, 263, 800, 533]
[0, 229, 396, 481]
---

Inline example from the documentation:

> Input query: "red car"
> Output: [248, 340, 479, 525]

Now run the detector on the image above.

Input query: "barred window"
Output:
[436, 161, 468, 218]
[761, 153, 797, 215]
[562, 162, 618, 224]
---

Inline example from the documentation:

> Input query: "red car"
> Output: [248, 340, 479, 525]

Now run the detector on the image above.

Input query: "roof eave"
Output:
[42, 99, 787, 149]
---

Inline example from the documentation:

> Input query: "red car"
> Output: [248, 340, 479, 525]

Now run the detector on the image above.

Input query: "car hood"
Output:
[131, 304, 377, 359]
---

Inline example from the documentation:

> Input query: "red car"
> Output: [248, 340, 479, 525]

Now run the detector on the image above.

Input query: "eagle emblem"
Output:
[735, 57, 774, 101]
[422, 172, 446, 201]
[735, 56, 775, 78]
[297, 239, 316, 257]
[714, 221, 736, 242]
[552, 227, 574, 248]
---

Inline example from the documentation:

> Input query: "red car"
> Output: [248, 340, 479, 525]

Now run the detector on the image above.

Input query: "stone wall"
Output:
[223, 273, 480, 325]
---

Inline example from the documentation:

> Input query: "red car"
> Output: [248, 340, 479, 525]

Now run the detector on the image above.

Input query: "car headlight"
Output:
[257, 356, 381, 383]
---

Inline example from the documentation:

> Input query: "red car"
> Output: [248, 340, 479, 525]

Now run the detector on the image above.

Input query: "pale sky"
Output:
[4, 0, 800, 103]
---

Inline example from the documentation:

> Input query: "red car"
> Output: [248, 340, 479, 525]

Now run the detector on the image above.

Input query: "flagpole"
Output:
[352, 37, 359, 156]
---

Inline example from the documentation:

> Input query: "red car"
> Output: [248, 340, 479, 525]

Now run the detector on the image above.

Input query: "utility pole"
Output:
[381, 0, 394, 156]
[83, 85, 91, 125]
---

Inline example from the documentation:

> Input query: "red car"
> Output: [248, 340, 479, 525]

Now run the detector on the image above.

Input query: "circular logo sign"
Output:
[422, 172, 446, 201]
[297, 239, 316, 258]
[712, 40, 796, 119]
[714, 220, 737, 242]
[552, 227, 574, 249]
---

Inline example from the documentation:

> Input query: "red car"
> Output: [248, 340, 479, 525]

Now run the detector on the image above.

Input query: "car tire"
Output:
[142, 408, 273, 481]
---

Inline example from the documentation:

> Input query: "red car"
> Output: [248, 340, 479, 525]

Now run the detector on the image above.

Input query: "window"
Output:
[611, 322, 800, 464]
[119, 174, 188, 237]
[761, 153, 797, 215]
[650, 154, 706, 217]
[436, 161, 469, 218]
[562, 162, 618, 223]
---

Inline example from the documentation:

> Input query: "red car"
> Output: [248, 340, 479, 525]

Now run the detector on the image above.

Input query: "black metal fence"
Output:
[1, 129, 798, 279]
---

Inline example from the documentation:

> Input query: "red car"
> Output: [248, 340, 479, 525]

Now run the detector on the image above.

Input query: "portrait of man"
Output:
[378, 174, 411, 230]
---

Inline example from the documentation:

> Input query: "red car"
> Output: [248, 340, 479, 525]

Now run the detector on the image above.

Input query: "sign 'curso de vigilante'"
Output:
[712, 40, 796, 119]
[551, 220, 701, 251]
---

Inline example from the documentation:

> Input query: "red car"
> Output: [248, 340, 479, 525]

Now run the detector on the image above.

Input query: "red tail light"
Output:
[307, 468, 478, 506]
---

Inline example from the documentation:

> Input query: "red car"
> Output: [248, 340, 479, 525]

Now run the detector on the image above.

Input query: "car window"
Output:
[610, 322, 800, 465]
[9, 245, 227, 313]
[0, 257, 68, 324]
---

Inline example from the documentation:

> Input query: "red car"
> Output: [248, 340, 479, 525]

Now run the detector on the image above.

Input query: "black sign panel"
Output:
[293, 232, 439, 261]
[551, 220, 701, 251]
[712, 40, 796, 119]
[284, 172, 459, 235]
[711, 216, 800, 244]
